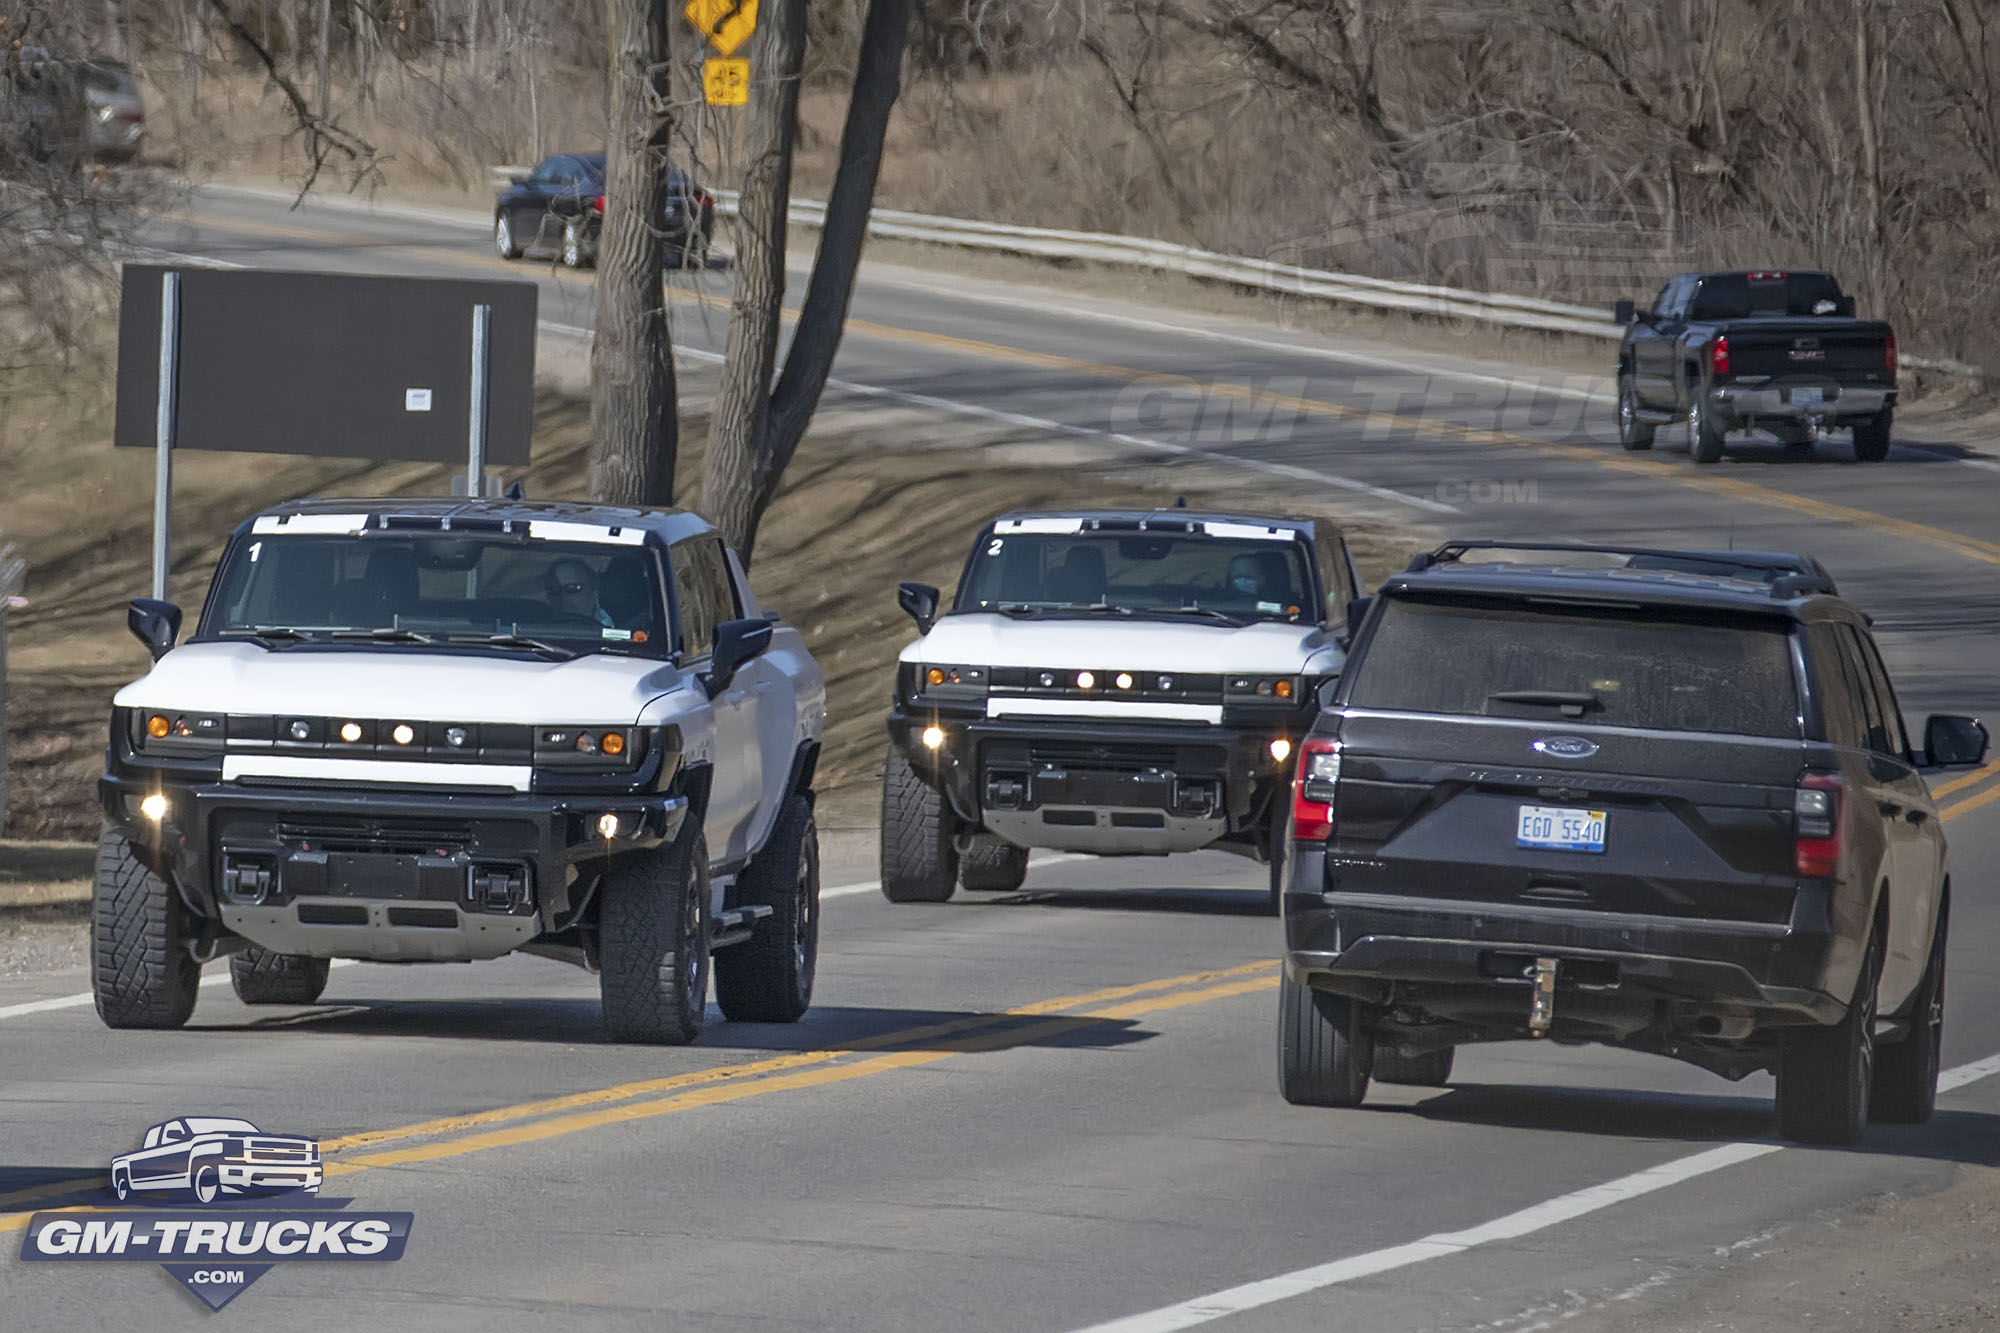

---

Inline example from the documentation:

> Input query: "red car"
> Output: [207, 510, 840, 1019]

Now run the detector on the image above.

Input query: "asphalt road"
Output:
[5, 185, 2000, 1329]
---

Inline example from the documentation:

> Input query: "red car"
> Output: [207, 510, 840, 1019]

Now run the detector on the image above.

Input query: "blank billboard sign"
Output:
[114, 266, 538, 465]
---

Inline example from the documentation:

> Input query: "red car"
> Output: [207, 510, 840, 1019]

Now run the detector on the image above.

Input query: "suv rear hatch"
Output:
[1325, 593, 1806, 924]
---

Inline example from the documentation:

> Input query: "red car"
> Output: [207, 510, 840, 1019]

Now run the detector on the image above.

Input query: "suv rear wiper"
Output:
[1487, 689, 1601, 718]
[446, 632, 577, 660]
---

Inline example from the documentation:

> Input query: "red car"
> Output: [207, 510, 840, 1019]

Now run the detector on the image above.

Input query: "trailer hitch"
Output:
[1528, 957, 1558, 1037]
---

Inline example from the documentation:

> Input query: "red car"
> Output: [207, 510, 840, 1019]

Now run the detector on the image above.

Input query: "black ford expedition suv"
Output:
[1278, 542, 1989, 1145]
[1614, 270, 1897, 463]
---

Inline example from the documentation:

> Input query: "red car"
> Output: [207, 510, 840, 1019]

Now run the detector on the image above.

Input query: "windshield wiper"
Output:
[1487, 689, 1601, 718]
[326, 627, 441, 646]
[1146, 606, 1253, 626]
[227, 626, 317, 649]
[445, 632, 577, 660]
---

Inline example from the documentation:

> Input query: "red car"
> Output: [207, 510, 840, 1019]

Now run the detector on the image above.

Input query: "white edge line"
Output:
[0, 960, 357, 1023]
[819, 853, 1089, 901]
[1070, 1053, 2000, 1333]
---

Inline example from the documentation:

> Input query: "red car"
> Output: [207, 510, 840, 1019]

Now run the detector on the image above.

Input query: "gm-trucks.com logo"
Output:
[18, 1116, 412, 1311]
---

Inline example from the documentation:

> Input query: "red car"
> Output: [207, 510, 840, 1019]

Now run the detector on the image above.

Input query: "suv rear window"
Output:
[1347, 597, 1801, 738]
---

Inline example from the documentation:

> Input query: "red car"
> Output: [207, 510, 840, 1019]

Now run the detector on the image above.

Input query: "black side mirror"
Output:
[1613, 299, 1637, 325]
[127, 598, 182, 661]
[1342, 595, 1373, 646]
[898, 581, 940, 635]
[1924, 714, 1989, 767]
[702, 617, 774, 696]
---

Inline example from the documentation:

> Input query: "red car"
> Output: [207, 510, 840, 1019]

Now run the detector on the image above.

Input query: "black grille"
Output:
[279, 817, 474, 855]
[1025, 740, 1180, 773]
[387, 906, 460, 929]
[296, 903, 367, 925]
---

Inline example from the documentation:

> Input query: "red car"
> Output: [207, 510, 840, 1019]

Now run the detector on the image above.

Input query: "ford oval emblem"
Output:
[1532, 736, 1599, 759]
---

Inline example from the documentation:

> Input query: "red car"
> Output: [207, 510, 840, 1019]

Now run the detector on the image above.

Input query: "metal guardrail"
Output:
[487, 165, 1980, 374]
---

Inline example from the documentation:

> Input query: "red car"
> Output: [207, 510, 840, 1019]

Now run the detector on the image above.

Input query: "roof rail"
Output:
[1405, 540, 1838, 596]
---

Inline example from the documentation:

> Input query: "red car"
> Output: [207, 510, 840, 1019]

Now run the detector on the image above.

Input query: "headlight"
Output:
[917, 664, 988, 696]
[1225, 676, 1302, 702]
[95, 104, 116, 123]
[534, 727, 642, 770]
[131, 709, 226, 750]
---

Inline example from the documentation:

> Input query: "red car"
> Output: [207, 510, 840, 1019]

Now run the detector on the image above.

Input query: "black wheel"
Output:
[598, 823, 711, 1044]
[91, 824, 200, 1030]
[229, 947, 330, 1005]
[1776, 933, 1880, 1145]
[960, 839, 1028, 892]
[1373, 1045, 1455, 1087]
[112, 1167, 131, 1202]
[1689, 393, 1726, 464]
[880, 743, 957, 902]
[1277, 969, 1372, 1107]
[1852, 408, 1893, 462]
[494, 213, 521, 260]
[193, 1164, 219, 1204]
[561, 218, 592, 270]
[714, 796, 819, 1024]
[1617, 374, 1655, 450]
[1873, 901, 1947, 1124]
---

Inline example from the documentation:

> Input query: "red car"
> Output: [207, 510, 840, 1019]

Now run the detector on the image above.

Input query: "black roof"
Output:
[991, 509, 1331, 538]
[1384, 541, 1852, 618]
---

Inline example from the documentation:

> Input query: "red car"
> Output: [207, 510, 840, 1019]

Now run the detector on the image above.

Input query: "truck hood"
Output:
[113, 641, 687, 725]
[901, 613, 1340, 673]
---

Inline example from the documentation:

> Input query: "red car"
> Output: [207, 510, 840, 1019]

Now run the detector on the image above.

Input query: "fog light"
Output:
[139, 793, 168, 822]
[921, 725, 945, 750]
[339, 721, 363, 743]
[597, 813, 620, 839]
[1270, 738, 1292, 764]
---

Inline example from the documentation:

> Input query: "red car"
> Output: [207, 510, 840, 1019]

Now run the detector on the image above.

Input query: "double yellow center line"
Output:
[0, 960, 1281, 1233]
[1935, 757, 2000, 822]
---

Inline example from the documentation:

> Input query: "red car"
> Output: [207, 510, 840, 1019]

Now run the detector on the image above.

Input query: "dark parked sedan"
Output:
[493, 152, 714, 270]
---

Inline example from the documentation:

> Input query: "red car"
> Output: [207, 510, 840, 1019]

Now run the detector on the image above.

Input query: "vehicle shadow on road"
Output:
[1390, 1083, 2000, 1166]
[191, 998, 1161, 1053]
[973, 886, 1277, 918]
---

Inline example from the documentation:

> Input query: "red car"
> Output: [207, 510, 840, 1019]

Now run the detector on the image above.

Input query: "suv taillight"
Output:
[592, 194, 606, 213]
[1710, 335, 1730, 377]
[1795, 773, 1842, 876]
[1292, 739, 1341, 841]
[1885, 330, 1898, 376]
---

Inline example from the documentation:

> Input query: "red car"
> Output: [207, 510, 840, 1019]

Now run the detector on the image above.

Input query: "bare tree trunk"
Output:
[587, 0, 680, 506]
[701, 0, 810, 557]
[702, 0, 913, 566]
[1852, 0, 1885, 312]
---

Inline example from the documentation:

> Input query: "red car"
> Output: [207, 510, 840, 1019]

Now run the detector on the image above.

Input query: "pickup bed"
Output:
[1614, 270, 1897, 463]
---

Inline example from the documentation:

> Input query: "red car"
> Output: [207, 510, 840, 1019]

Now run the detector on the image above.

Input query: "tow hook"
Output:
[1528, 957, 1559, 1037]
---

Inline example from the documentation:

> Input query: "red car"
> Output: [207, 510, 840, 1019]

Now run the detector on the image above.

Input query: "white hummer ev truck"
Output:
[96, 498, 826, 1045]
[882, 509, 1363, 907]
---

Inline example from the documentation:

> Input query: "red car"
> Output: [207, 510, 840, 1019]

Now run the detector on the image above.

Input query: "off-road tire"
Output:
[1277, 969, 1372, 1107]
[960, 840, 1029, 892]
[1852, 409, 1893, 462]
[1776, 933, 1880, 1145]
[229, 947, 331, 1006]
[1689, 394, 1727, 464]
[1617, 375, 1655, 450]
[599, 823, 711, 1044]
[714, 796, 820, 1023]
[494, 213, 521, 259]
[1373, 1046, 1455, 1087]
[880, 743, 957, 902]
[91, 825, 200, 1030]
[1872, 901, 1947, 1125]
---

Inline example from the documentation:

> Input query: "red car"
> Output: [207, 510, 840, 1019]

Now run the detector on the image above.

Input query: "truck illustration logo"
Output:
[109, 1116, 323, 1205]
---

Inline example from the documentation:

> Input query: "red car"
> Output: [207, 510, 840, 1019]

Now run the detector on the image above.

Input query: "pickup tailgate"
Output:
[1721, 318, 1894, 382]
[1330, 593, 1808, 925]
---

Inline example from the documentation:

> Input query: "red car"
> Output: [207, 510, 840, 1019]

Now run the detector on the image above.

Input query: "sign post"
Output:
[151, 271, 179, 601]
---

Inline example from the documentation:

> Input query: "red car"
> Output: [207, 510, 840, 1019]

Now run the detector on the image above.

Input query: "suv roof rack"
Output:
[1405, 540, 1838, 597]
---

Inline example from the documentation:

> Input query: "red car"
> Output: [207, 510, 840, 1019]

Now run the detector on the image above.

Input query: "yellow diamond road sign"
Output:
[703, 58, 750, 107]
[686, 0, 758, 57]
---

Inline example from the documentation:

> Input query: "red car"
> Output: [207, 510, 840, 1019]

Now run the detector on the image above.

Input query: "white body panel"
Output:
[901, 615, 1343, 677]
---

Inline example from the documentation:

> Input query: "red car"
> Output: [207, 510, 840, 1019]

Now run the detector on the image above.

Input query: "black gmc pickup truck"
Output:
[1614, 271, 1897, 463]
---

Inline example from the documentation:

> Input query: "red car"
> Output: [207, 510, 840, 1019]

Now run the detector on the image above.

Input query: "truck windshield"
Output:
[202, 534, 668, 655]
[957, 530, 1315, 625]
[1347, 596, 1801, 737]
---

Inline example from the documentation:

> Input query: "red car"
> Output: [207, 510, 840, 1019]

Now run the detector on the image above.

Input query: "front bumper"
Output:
[220, 1162, 324, 1193]
[101, 767, 687, 963]
[1712, 381, 1894, 426]
[1284, 848, 1847, 1028]
[888, 706, 1302, 854]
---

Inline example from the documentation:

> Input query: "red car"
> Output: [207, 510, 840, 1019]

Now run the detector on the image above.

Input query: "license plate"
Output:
[1791, 386, 1824, 405]
[1517, 804, 1606, 853]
